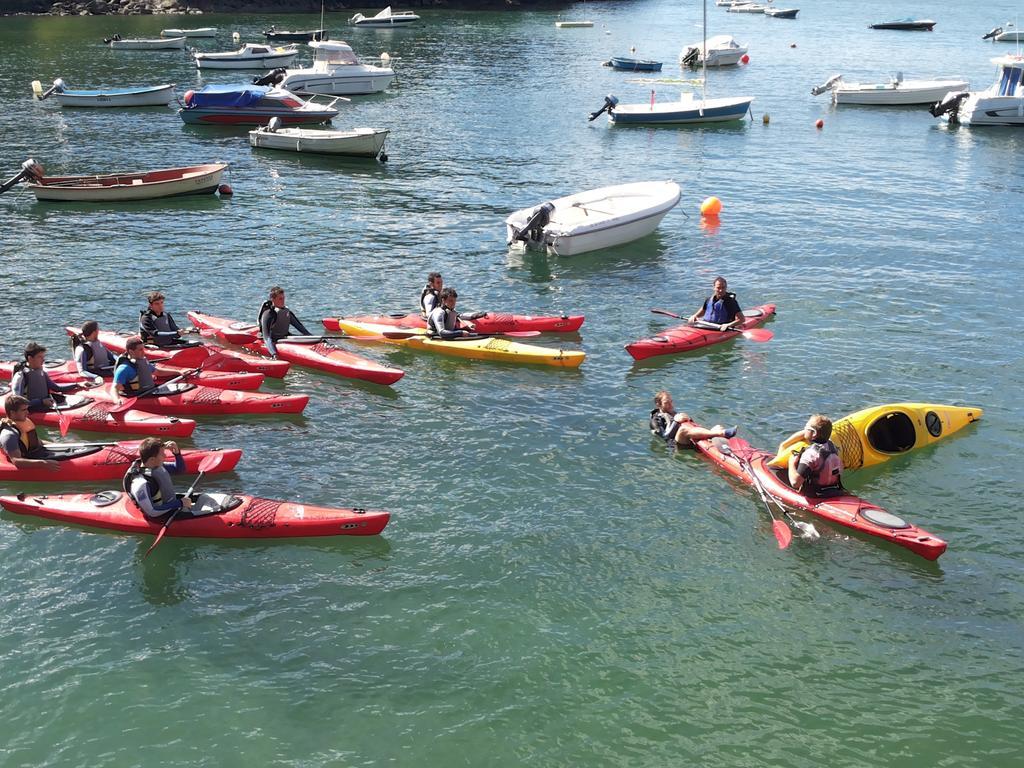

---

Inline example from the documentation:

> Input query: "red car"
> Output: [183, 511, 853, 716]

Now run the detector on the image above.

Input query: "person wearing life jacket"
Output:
[139, 291, 189, 348]
[688, 276, 743, 332]
[10, 342, 76, 412]
[0, 394, 59, 472]
[427, 287, 477, 340]
[112, 336, 158, 401]
[650, 391, 737, 447]
[258, 286, 312, 359]
[123, 437, 192, 519]
[71, 320, 117, 381]
[419, 272, 443, 318]
[784, 414, 845, 496]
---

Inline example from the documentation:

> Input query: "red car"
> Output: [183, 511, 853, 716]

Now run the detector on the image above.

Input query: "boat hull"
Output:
[834, 80, 969, 105]
[0, 444, 241, 483]
[110, 37, 185, 50]
[956, 94, 1024, 126]
[279, 71, 394, 96]
[611, 96, 753, 124]
[609, 57, 662, 71]
[51, 84, 176, 108]
[0, 359, 264, 392]
[27, 163, 226, 202]
[161, 28, 218, 38]
[870, 21, 936, 31]
[249, 127, 388, 157]
[326, 312, 585, 334]
[179, 108, 336, 126]
[0, 394, 195, 438]
[195, 53, 299, 70]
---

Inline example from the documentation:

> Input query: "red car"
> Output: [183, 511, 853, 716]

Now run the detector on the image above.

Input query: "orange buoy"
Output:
[218, 184, 233, 196]
[700, 196, 722, 217]
[740, 53, 750, 64]
[762, 113, 770, 125]
[815, 119, 824, 129]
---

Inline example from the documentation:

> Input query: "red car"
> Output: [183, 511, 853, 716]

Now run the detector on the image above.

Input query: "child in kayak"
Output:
[71, 320, 117, 381]
[140, 291, 192, 348]
[123, 437, 193, 519]
[0, 394, 59, 472]
[419, 272, 443, 318]
[258, 286, 312, 358]
[688, 276, 743, 331]
[427, 288, 477, 339]
[779, 415, 844, 496]
[650, 391, 737, 446]
[10, 342, 78, 412]
[113, 336, 159, 400]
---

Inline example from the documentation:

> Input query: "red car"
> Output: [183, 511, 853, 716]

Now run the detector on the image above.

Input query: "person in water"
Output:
[10, 342, 77, 412]
[688, 276, 743, 331]
[650, 391, 737, 447]
[0, 394, 59, 472]
[123, 437, 192, 519]
[71, 320, 117, 381]
[112, 336, 159, 400]
[258, 286, 312, 358]
[427, 287, 477, 340]
[780, 414, 844, 495]
[419, 272, 443, 318]
[140, 291, 189, 348]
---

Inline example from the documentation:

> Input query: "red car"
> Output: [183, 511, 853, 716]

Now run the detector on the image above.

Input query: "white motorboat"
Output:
[984, 23, 1024, 42]
[349, 6, 420, 28]
[930, 55, 1024, 126]
[555, 20, 594, 28]
[31, 78, 175, 108]
[268, 40, 394, 96]
[105, 35, 185, 51]
[764, 7, 799, 19]
[727, 3, 767, 13]
[249, 118, 389, 158]
[161, 27, 218, 38]
[811, 73, 970, 106]
[680, 35, 748, 67]
[193, 43, 300, 70]
[505, 181, 682, 257]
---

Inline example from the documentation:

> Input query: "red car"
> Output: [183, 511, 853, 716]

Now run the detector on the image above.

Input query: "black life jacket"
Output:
[257, 300, 274, 330]
[140, 308, 178, 344]
[649, 409, 678, 440]
[419, 285, 439, 317]
[122, 459, 163, 506]
[70, 333, 91, 362]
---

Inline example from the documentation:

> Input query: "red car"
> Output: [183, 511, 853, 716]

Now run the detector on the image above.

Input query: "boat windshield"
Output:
[318, 48, 359, 65]
[998, 64, 1023, 96]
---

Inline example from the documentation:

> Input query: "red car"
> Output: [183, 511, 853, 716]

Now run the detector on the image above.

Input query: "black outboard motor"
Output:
[252, 68, 287, 87]
[510, 202, 555, 246]
[588, 95, 619, 122]
[681, 46, 700, 67]
[102, 33, 121, 45]
[983, 26, 1003, 40]
[0, 159, 44, 196]
[929, 91, 969, 121]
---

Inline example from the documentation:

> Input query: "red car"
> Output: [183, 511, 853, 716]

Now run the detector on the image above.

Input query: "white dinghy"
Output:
[505, 181, 681, 257]
[249, 117, 389, 159]
[812, 73, 969, 105]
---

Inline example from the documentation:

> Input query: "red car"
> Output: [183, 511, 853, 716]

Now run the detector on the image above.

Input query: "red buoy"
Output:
[815, 119, 824, 129]
[218, 184, 233, 196]
[740, 54, 750, 64]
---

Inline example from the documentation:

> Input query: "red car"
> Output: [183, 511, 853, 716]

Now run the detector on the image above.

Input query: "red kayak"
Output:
[692, 430, 947, 560]
[323, 311, 585, 334]
[0, 393, 195, 437]
[187, 311, 405, 386]
[83, 382, 308, 416]
[64, 327, 292, 378]
[0, 443, 242, 483]
[0, 491, 390, 538]
[625, 304, 776, 360]
[0, 359, 265, 392]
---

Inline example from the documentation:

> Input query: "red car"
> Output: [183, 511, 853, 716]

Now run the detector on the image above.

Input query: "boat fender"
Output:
[983, 26, 1002, 40]
[183, 89, 195, 107]
[811, 74, 842, 96]
[587, 95, 619, 122]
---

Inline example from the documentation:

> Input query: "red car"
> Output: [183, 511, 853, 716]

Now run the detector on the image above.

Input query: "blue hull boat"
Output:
[607, 56, 663, 72]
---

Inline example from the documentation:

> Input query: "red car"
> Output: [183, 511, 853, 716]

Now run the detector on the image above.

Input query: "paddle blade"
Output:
[143, 521, 172, 559]
[742, 328, 774, 342]
[58, 409, 73, 437]
[773, 520, 793, 549]
[196, 452, 223, 474]
[650, 308, 684, 319]
[109, 396, 138, 415]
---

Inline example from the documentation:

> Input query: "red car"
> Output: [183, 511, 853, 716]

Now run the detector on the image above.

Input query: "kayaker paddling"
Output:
[71, 320, 117, 381]
[258, 286, 312, 359]
[779, 415, 845, 496]
[419, 272, 443, 318]
[140, 291, 192, 348]
[123, 437, 193, 519]
[0, 394, 59, 472]
[10, 342, 77, 412]
[427, 287, 476, 339]
[650, 391, 737, 446]
[113, 336, 158, 401]
[688, 276, 743, 331]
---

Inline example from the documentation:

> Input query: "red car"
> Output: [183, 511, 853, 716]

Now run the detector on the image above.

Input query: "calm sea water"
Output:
[1, 1, 1022, 765]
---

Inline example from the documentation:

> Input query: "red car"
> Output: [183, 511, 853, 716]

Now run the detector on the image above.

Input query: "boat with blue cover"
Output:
[178, 84, 340, 126]
[31, 78, 175, 107]
[606, 56, 663, 72]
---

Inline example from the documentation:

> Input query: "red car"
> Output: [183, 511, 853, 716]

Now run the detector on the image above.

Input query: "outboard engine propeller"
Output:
[252, 67, 286, 87]
[929, 91, 969, 121]
[681, 46, 700, 67]
[983, 26, 1003, 40]
[588, 95, 619, 122]
[509, 202, 555, 246]
[0, 158, 44, 196]
[811, 74, 842, 96]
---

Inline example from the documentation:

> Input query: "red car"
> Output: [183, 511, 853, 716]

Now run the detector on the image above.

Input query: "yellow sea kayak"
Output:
[768, 402, 983, 470]
[334, 320, 585, 368]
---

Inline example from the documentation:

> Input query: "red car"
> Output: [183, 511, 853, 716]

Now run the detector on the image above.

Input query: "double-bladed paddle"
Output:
[142, 451, 223, 559]
[650, 308, 773, 342]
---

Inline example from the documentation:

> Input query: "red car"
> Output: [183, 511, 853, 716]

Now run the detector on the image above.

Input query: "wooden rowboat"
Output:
[0, 160, 228, 202]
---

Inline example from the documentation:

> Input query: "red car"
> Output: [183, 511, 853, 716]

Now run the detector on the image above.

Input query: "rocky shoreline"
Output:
[6, 0, 573, 16]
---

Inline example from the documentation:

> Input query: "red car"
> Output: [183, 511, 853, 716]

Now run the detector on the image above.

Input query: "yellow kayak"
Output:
[335, 320, 585, 368]
[767, 402, 983, 470]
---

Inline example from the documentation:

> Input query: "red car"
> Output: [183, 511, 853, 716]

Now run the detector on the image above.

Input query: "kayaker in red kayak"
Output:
[123, 437, 193, 519]
[427, 288, 477, 339]
[688, 277, 743, 331]
[0, 394, 59, 472]
[140, 291, 192, 348]
[650, 391, 737, 446]
[258, 286, 313, 358]
[779, 415, 845, 495]
[71, 320, 117, 381]
[10, 342, 78, 412]
[113, 336, 158, 401]
[419, 272, 443, 318]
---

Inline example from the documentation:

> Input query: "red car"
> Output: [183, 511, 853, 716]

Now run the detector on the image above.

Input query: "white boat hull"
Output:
[162, 28, 218, 38]
[27, 164, 226, 202]
[279, 70, 394, 96]
[835, 79, 969, 105]
[196, 53, 299, 70]
[555, 21, 594, 28]
[249, 127, 389, 157]
[52, 84, 176, 108]
[505, 180, 681, 256]
[110, 37, 185, 50]
[956, 94, 1024, 125]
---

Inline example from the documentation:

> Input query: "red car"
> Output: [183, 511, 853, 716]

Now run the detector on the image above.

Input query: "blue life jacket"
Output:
[703, 292, 738, 324]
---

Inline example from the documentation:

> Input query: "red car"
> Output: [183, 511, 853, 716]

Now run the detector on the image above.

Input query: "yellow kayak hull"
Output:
[335, 320, 585, 368]
[767, 402, 983, 470]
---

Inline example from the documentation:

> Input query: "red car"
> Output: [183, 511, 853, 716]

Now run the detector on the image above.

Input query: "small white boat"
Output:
[31, 78, 175, 108]
[194, 43, 300, 70]
[590, 92, 753, 124]
[249, 118, 389, 158]
[505, 181, 682, 257]
[350, 6, 421, 28]
[270, 40, 395, 96]
[555, 20, 594, 28]
[812, 73, 970, 106]
[161, 27, 218, 38]
[930, 55, 1024, 127]
[984, 23, 1024, 42]
[727, 3, 767, 13]
[105, 35, 186, 51]
[764, 7, 799, 19]
[680, 35, 748, 67]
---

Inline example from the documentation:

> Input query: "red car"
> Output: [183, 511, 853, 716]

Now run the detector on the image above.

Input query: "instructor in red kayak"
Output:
[123, 437, 193, 519]
[0, 394, 59, 472]
[10, 342, 77, 412]
[258, 286, 312, 359]
[688, 277, 743, 331]
[140, 291, 193, 348]
[650, 391, 737, 446]
[780, 415, 844, 496]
